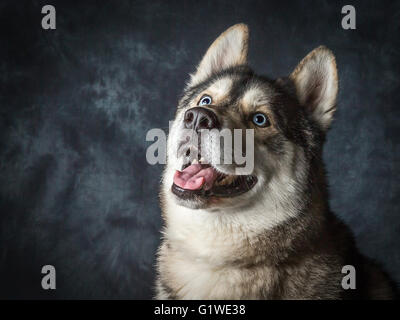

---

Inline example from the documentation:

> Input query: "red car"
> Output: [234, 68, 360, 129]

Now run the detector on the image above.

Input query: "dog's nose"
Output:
[183, 107, 220, 131]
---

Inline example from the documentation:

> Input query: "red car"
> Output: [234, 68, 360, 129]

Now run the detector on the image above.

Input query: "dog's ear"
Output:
[290, 46, 338, 131]
[189, 23, 249, 86]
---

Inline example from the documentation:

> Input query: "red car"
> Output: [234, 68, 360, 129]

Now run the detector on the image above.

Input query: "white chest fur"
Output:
[160, 200, 279, 299]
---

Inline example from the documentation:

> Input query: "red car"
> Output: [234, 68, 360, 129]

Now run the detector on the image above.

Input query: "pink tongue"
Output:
[173, 164, 218, 191]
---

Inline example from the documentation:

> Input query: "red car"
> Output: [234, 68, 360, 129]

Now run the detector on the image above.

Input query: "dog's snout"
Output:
[184, 107, 220, 131]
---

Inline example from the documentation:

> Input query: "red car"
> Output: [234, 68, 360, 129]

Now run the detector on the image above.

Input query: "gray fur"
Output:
[156, 25, 397, 300]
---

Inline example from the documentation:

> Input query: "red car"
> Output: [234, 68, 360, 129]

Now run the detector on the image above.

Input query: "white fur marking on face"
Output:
[205, 78, 233, 102]
[241, 86, 270, 109]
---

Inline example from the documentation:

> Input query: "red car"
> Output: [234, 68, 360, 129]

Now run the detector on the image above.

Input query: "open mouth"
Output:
[171, 161, 257, 200]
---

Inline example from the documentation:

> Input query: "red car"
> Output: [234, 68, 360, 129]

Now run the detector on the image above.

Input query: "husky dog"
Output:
[155, 24, 397, 299]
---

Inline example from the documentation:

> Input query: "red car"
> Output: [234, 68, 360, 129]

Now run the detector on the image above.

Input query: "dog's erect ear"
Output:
[189, 24, 249, 86]
[290, 46, 338, 131]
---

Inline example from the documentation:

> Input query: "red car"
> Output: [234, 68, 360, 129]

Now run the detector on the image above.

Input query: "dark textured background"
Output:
[0, 0, 399, 299]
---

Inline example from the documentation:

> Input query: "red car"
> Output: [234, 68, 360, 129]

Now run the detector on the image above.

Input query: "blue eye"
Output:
[252, 113, 270, 127]
[199, 95, 212, 106]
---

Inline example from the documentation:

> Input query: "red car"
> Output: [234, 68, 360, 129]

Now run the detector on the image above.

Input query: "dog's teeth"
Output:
[215, 175, 236, 186]
[199, 157, 205, 163]
[192, 159, 199, 164]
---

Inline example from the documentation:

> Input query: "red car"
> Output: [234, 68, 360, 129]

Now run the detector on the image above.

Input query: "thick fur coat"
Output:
[155, 24, 397, 299]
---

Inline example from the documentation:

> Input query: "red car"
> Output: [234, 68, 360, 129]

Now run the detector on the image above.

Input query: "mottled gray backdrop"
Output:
[0, 0, 399, 299]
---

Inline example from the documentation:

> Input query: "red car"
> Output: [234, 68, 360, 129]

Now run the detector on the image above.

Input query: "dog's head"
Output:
[164, 24, 338, 212]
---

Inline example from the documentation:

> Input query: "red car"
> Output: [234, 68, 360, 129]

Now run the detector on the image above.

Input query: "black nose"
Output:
[183, 107, 220, 131]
